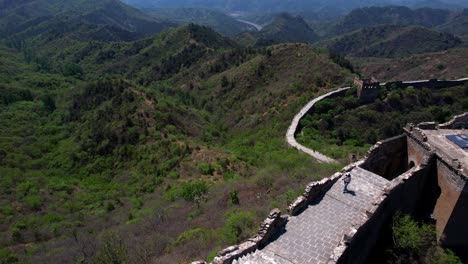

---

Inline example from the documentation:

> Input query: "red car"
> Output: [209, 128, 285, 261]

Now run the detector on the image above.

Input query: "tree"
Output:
[221, 75, 229, 87]
[42, 95, 56, 112]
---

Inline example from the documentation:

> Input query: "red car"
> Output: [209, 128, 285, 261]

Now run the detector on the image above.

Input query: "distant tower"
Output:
[354, 77, 380, 103]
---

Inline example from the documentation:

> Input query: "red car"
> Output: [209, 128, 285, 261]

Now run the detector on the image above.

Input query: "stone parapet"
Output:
[211, 209, 286, 264]
[438, 112, 468, 129]
[288, 172, 342, 215]
[404, 125, 432, 152]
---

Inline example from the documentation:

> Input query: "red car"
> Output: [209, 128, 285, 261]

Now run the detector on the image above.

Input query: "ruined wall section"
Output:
[405, 125, 433, 166]
[431, 153, 468, 259]
[359, 134, 407, 180]
[439, 112, 468, 129]
[210, 209, 287, 264]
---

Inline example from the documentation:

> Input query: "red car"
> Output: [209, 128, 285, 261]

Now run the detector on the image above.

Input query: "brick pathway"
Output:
[234, 167, 389, 264]
[286, 87, 350, 163]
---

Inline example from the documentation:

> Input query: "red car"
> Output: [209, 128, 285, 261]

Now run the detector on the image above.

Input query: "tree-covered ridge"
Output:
[328, 6, 453, 36]
[0, 0, 175, 38]
[326, 25, 462, 58]
[0, 19, 351, 262]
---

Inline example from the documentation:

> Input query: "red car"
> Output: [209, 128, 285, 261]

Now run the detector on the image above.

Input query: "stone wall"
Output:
[209, 209, 287, 264]
[432, 159, 468, 259]
[405, 126, 433, 167]
[332, 154, 437, 264]
[359, 134, 408, 180]
[384, 78, 468, 90]
[288, 172, 342, 216]
[439, 112, 468, 129]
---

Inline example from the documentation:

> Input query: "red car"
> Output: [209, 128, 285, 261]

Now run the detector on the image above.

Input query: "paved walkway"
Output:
[286, 87, 350, 163]
[234, 167, 389, 264]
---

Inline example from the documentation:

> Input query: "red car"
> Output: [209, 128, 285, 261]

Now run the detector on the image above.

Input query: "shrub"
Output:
[222, 210, 256, 244]
[229, 190, 239, 205]
[104, 201, 115, 212]
[197, 163, 214, 175]
[0, 248, 18, 263]
[180, 182, 208, 202]
[94, 232, 128, 264]
[223, 171, 240, 182]
[26, 195, 43, 211]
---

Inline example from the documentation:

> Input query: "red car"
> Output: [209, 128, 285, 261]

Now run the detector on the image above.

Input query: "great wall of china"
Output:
[194, 77, 468, 264]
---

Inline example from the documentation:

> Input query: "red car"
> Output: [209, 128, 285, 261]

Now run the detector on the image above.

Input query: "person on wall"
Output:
[343, 172, 351, 193]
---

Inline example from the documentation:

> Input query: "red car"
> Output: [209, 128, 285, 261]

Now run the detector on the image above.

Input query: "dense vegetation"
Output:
[374, 213, 462, 264]
[350, 47, 468, 81]
[0, 0, 175, 38]
[2, 0, 467, 263]
[297, 84, 468, 162]
[0, 4, 349, 260]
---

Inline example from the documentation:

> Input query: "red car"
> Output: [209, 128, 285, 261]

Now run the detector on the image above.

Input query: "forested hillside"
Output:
[0, 0, 175, 38]
[0, 2, 352, 261]
[326, 25, 461, 58]
[1, 0, 467, 263]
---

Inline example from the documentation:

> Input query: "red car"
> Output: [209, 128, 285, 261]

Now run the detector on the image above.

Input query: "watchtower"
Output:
[354, 77, 380, 103]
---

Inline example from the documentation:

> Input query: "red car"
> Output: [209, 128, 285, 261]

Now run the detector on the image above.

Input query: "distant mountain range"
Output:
[142, 8, 256, 36]
[122, 0, 468, 13]
[0, 0, 175, 38]
[236, 13, 319, 46]
[326, 24, 462, 57]
[329, 6, 468, 36]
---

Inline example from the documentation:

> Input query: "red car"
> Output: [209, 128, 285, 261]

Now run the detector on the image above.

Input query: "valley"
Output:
[0, 0, 467, 263]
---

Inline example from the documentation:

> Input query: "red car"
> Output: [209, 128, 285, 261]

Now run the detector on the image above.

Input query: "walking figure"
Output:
[343, 172, 351, 193]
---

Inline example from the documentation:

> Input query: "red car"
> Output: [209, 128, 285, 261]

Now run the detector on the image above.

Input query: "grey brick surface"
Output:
[236, 167, 389, 264]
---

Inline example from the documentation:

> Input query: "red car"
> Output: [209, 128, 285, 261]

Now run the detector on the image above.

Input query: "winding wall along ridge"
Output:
[288, 76, 468, 163]
[286, 86, 351, 163]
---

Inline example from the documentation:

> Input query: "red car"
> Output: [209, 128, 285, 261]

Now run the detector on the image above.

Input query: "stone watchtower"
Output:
[354, 77, 380, 103]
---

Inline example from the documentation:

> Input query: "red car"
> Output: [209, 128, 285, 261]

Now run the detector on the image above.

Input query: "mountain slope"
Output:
[327, 25, 462, 57]
[351, 47, 468, 80]
[328, 6, 451, 36]
[435, 9, 468, 36]
[0, 20, 352, 262]
[0, 0, 175, 37]
[236, 13, 319, 46]
[142, 8, 256, 36]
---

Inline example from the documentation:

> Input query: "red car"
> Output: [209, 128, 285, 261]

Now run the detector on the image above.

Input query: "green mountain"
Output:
[435, 9, 468, 36]
[327, 24, 462, 57]
[0, 17, 351, 263]
[0, 0, 175, 37]
[351, 46, 468, 80]
[328, 6, 452, 36]
[236, 13, 320, 46]
[142, 8, 257, 36]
